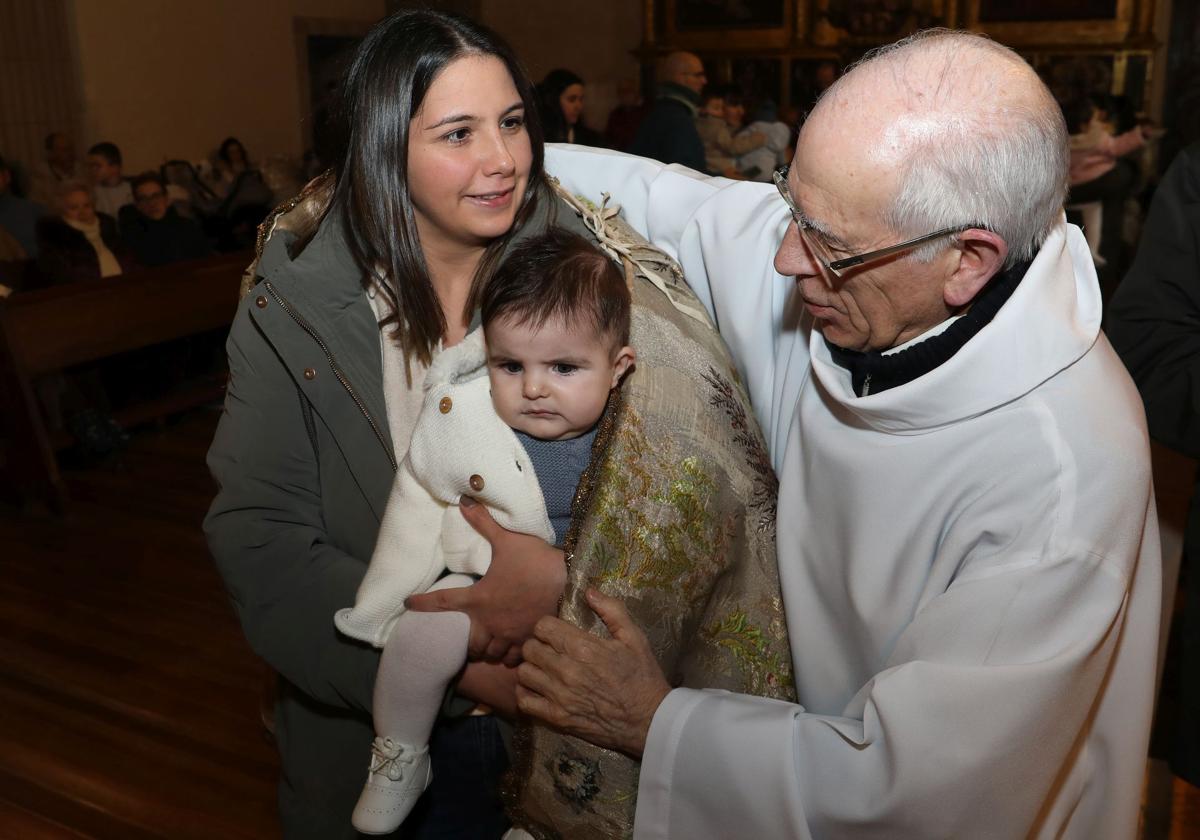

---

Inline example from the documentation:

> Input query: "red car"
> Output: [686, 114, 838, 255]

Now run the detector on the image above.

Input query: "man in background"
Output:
[629, 51, 708, 172]
[120, 171, 210, 267]
[87, 142, 133, 219]
[30, 131, 83, 206]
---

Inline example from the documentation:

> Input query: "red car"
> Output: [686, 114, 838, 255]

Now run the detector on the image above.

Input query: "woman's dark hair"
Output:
[218, 137, 247, 166]
[537, 68, 585, 144]
[331, 9, 545, 369]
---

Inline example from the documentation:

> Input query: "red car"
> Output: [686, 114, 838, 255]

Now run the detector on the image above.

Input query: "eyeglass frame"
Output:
[773, 163, 974, 278]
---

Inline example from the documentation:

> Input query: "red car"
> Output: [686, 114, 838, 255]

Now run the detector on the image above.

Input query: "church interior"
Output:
[1, 0, 1198, 836]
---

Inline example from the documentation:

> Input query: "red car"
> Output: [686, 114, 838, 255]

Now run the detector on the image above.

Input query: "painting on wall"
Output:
[675, 0, 786, 30]
[977, 0, 1119, 23]
[821, 0, 945, 38]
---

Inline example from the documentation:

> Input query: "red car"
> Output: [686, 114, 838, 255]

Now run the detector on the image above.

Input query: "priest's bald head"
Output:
[773, 30, 1069, 352]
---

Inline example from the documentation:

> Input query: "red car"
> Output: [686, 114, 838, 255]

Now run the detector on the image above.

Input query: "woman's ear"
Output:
[943, 228, 1009, 309]
[610, 346, 636, 388]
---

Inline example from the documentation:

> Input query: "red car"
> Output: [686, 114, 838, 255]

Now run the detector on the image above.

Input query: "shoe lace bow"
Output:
[369, 737, 416, 782]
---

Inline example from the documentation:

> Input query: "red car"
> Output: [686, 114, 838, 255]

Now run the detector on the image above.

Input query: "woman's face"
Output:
[224, 142, 246, 166]
[559, 83, 585, 126]
[407, 54, 533, 255]
[61, 189, 96, 224]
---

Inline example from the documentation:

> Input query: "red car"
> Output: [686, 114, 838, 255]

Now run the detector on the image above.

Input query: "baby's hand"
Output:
[406, 497, 565, 666]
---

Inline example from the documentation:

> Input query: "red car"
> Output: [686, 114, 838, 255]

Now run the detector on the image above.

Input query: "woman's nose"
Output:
[482, 130, 516, 177]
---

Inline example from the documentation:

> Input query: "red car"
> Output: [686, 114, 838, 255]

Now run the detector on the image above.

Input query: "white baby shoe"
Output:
[351, 737, 433, 835]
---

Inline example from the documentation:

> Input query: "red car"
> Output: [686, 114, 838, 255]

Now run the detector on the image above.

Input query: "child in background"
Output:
[334, 228, 635, 834]
[695, 86, 766, 178]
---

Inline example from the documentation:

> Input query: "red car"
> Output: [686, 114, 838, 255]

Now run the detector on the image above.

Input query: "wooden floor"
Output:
[0, 409, 278, 839]
[0, 408, 1198, 839]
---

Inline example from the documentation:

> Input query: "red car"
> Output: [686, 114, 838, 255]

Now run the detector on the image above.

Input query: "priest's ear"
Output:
[943, 228, 1008, 309]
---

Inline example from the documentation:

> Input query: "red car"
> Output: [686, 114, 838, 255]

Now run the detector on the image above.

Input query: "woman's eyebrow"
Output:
[426, 102, 524, 131]
[425, 113, 475, 130]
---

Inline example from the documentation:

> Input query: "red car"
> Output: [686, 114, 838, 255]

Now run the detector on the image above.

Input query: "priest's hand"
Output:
[407, 497, 565, 666]
[516, 588, 671, 758]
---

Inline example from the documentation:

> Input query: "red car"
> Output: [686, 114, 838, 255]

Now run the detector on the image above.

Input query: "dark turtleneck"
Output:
[828, 258, 1032, 397]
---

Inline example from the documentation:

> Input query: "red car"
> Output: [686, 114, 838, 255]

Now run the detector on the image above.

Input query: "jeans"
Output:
[400, 715, 510, 839]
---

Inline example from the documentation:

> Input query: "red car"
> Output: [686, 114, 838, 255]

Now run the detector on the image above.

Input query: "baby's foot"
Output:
[351, 737, 433, 835]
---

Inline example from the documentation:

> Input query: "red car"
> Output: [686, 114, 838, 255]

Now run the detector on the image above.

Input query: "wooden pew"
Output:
[0, 252, 248, 510]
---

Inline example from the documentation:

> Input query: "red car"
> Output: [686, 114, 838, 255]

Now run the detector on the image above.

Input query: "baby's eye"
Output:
[501, 361, 523, 374]
[552, 363, 578, 375]
[445, 127, 471, 144]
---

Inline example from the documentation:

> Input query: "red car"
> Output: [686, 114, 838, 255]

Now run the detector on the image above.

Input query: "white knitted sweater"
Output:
[334, 328, 555, 647]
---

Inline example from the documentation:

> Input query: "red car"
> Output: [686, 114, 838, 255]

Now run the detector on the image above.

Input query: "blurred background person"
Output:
[604, 77, 647, 151]
[0, 153, 47, 259]
[537, 68, 602, 146]
[695, 85, 764, 177]
[30, 131, 83, 206]
[119, 171, 212, 267]
[86, 141, 133, 219]
[36, 181, 130, 285]
[629, 50, 707, 171]
[735, 99, 793, 182]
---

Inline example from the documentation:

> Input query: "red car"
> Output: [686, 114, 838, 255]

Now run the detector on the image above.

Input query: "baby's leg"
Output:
[352, 573, 473, 835]
[373, 573, 473, 744]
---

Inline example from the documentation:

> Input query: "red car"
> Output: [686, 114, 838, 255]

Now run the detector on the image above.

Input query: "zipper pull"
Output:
[861, 373, 872, 397]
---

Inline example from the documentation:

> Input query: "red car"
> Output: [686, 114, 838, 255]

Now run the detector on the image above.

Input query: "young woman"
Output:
[204, 11, 564, 838]
[536, 68, 602, 146]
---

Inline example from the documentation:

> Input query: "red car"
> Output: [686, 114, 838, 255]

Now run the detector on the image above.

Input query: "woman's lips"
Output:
[467, 187, 514, 209]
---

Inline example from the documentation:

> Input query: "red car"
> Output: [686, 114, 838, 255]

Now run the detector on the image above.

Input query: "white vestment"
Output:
[546, 144, 1161, 840]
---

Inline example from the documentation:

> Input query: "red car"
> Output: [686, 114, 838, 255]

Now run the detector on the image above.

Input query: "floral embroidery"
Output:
[703, 608, 795, 696]
[702, 366, 778, 532]
[549, 749, 603, 814]
[588, 408, 729, 598]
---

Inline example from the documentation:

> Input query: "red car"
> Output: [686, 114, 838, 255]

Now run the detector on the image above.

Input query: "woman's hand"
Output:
[457, 661, 521, 719]
[407, 497, 566, 665]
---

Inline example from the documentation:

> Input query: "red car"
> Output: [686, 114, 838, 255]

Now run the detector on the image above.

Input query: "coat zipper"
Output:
[264, 280, 397, 472]
[862, 373, 872, 396]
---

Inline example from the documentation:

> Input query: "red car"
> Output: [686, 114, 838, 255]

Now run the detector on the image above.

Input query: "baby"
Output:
[334, 228, 635, 834]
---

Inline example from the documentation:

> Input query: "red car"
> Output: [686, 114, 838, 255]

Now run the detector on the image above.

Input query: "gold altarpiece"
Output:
[639, 0, 1164, 117]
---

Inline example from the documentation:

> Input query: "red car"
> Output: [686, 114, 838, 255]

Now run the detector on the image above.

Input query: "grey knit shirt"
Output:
[514, 426, 598, 546]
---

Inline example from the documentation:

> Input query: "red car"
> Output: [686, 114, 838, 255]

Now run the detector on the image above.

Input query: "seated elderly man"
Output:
[522, 30, 1160, 839]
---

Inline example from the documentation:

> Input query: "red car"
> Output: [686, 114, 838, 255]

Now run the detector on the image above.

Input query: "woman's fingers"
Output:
[406, 584, 472, 613]
[458, 496, 504, 543]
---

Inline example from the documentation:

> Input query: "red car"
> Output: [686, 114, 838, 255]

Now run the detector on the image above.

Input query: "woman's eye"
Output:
[552, 363, 578, 375]
[445, 128, 471, 143]
[501, 115, 525, 131]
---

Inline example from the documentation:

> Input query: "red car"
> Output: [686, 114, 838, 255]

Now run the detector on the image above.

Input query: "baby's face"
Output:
[485, 315, 634, 441]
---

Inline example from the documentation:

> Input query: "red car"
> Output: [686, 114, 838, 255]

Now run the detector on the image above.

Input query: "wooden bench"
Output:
[0, 252, 249, 510]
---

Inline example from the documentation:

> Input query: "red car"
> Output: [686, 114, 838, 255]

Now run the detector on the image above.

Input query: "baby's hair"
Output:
[481, 228, 631, 346]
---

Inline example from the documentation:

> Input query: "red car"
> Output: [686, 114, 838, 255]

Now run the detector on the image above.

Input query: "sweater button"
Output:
[255, 295, 268, 309]
[439, 396, 453, 414]
[469, 474, 485, 492]
[303, 367, 316, 380]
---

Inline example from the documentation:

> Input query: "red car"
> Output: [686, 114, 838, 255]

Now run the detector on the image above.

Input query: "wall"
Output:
[0, 0, 79, 183]
[480, 0, 642, 136]
[67, 0, 385, 173]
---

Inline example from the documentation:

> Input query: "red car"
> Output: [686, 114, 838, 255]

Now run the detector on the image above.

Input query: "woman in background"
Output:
[537, 68, 602, 146]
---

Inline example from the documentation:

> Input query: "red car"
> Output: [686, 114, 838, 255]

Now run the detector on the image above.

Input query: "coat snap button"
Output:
[303, 367, 317, 380]
[439, 396, 453, 414]
[469, 474, 485, 492]
[255, 295, 268, 309]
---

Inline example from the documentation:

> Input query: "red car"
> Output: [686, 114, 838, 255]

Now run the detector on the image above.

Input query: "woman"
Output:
[204, 11, 562, 839]
[36, 181, 131, 284]
[536, 68, 602, 146]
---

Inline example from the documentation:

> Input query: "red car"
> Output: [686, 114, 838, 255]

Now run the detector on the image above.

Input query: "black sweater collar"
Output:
[828, 259, 1032, 397]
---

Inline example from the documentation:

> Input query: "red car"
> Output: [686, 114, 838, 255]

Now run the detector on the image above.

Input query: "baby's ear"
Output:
[610, 346, 636, 388]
